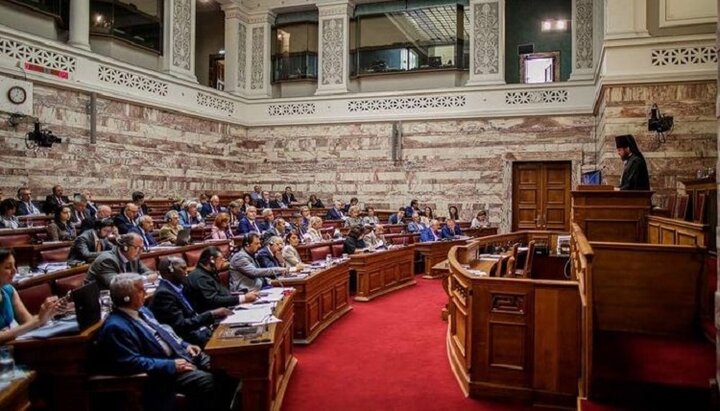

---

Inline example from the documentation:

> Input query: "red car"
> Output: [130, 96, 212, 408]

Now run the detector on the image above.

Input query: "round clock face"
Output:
[7, 86, 27, 104]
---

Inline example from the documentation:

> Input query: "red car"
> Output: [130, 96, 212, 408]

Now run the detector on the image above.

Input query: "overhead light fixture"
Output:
[541, 19, 568, 32]
[218, 49, 225, 55]
[94, 14, 104, 24]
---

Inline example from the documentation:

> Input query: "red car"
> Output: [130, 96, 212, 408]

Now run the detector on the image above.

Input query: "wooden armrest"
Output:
[87, 373, 149, 391]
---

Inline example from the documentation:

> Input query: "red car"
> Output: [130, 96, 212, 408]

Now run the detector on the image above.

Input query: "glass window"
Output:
[5, 0, 70, 27]
[90, 0, 163, 52]
[271, 21, 318, 82]
[354, 2, 469, 76]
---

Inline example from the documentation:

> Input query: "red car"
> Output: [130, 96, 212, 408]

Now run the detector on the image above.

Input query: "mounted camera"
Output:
[26, 121, 61, 149]
[648, 103, 673, 133]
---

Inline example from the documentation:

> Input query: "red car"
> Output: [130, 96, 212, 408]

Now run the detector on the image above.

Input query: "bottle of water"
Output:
[325, 254, 333, 266]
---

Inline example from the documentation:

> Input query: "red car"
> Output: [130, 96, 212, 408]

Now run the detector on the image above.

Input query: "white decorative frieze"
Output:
[473, 2, 500, 75]
[196, 92, 235, 114]
[651, 46, 717, 66]
[268, 103, 316, 116]
[250, 26, 265, 90]
[0, 36, 76, 73]
[171, 0, 192, 71]
[348, 96, 466, 113]
[320, 18, 344, 86]
[98, 66, 169, 96]
[505, 90, 568, 105]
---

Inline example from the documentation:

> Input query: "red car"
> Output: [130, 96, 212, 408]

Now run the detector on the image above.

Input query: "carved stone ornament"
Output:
[575, 0, 593, 70]
[238, 23, 247, 90]
[171, 0, 192, 71]
[250, 26, 265, 90]
[473, 2, 500, 75]
[321, 18, 344, 86]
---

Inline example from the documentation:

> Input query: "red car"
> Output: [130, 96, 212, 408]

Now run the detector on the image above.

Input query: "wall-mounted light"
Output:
[218, 49, 225, 55]
[541, 19, 568, 32]
[94, 14, 104, 24]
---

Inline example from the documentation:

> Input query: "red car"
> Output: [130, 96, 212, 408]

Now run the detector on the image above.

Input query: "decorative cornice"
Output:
[318, 4, 354, 18]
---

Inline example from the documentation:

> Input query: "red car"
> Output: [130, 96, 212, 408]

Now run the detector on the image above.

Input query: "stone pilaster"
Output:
[604, 0, 650, 40]
[221, 4, 248, 95]
[316, 1, 353, 95]
[245, 11, 274, 98]
[569, 0, 594, 81]
[68, 0, 90, 50]
[467, 0, 505, 86]
[162, 0, 197, 82]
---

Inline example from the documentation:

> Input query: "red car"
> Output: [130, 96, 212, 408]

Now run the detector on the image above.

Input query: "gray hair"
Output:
[262, 208, 273, 217]
[139, 215, 154, 225]
[164, 210, 179, 222]
[267, 236, 283, 246]
[186, 201, 199, 210]
[110, 273, 143, 307]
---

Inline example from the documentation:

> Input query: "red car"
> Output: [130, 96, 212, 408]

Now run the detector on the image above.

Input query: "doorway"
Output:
[512, 161, 571, 231]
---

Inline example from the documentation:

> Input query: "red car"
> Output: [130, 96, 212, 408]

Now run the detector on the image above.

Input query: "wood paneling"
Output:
[571, 188, 653, 242]
[350, 246, 415, 301]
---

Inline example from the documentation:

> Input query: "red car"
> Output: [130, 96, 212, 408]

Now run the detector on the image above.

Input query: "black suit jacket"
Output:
[255, 198, 269, 209]
[149, 280, 215, 347]
[114, 213, 137, 235]
[185, 266, 238, 313]
[67, 229, 111, 264]
[44, 195, 69, 215]
[282, 193, 297, 205]
[268, 200, 284, 209]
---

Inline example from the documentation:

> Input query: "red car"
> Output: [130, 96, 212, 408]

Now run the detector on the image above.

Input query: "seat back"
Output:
[519, 241, 536, 278]
[40, 246, 71, 263]
[18, 283, 53, 315]
[0, 234, 32, 247]
[387, 225, 404, 234]
[331, 243, 344, 258]
[140, 256, 157, 271]
[56, 272, 88, 296]
[218, 270, 230, 288]
[389, 236, 407, 246]
[184, 249, 204, 268]
[309, 245, 332, 262]
[505, 256, 516, 277]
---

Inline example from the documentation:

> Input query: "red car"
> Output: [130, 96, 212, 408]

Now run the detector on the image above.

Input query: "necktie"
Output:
[76, 211, 84, 222]
[124, 261, 132, 273]
[139, 309, 190, 360]
[95, 238, 102, 252]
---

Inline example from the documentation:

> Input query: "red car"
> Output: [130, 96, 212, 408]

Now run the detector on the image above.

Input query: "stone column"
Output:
[316, 1, 353, 95]
[245, 11, 275, 98]
[221, 3, 248, 95]
[466, 0, 505, 86]
[68, 0, 91, 50]
[569, 0, 594, 81]
[162, 0, 197, 82]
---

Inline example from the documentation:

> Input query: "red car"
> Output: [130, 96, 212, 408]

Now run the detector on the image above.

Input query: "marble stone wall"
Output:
[597, 81, 717, 198]
[0, 84, 248, 199]
[246, 117, 596, 230]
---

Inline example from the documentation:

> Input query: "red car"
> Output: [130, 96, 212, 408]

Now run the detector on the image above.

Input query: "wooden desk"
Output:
[272, 262, 352, 344]
[295, 239, 343, 263]
[415, 238, 469, 279]
[571, 188, 653, 242]
[349, 246, 415, 301]
[205, 292, 296, 411]
[0, 370, 35, 411]
[12, 241, 72, 268]
[10, 322, 102, 411]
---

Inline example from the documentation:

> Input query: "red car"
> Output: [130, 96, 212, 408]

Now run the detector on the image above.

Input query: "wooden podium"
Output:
[571, 185, 653, 242]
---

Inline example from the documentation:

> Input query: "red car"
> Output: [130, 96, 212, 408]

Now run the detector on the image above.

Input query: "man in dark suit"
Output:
[130, 215, 158, 249]
[67, 218, 114, 265]
[326, 200, 345, 220]
[256, 236, 284, 268]
[255, 191, 271, 209]
[69, 196, 92, 229]
[268, 192, 287, 209]
[85, 233, 157, 289]
[441, 219, 464, 239]
[132, 191, 149, 217]
[200, 195, 223, 218]
[404, 199, 420, 219]
[343, 197, 359, 213]
[228, 233, 288, 292]
[149, 257, 232, 348]
[185, 246, 258, 313]
[16, 187, 41, 216]
[44, 185, 69, 215]
[616, 134, 650, 190]
[282, 186, 297, 206]
[80, 204, 115, 234]
[83, 191, 98, 217]
[96, 273, 236, 411]
[343, 225, 367, 255]
[258, 208, 275, 232]
[388, 208, 405, 225]
[420, 220, 442, 242]
[239, 206, 262, 233]
[114, 203, 139, 234]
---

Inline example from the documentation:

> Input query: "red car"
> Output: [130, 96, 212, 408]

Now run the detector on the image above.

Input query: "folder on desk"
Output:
[16, 319, 79, 340]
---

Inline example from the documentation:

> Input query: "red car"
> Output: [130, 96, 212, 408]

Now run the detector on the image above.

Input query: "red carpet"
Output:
[282, 278, 531, 411]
